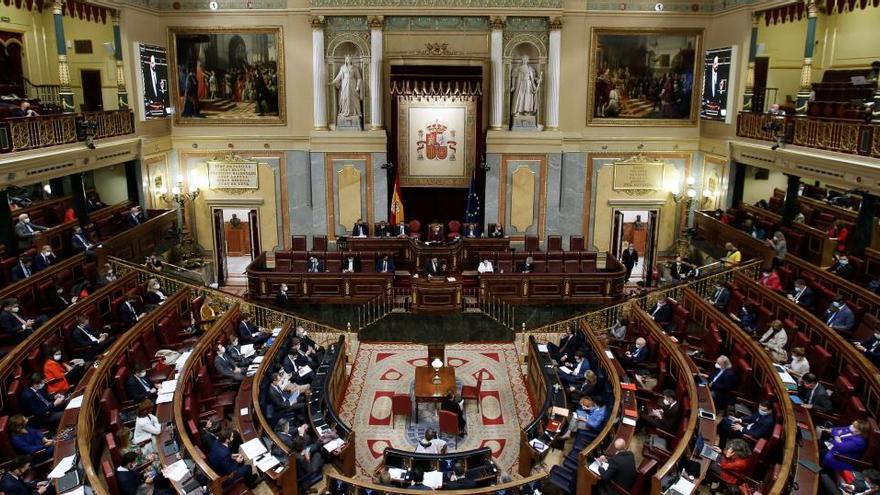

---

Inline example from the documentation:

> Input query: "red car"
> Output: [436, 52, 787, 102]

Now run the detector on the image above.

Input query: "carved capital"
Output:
[752, 12, 761, 27]
[311, 16, 325, 29]
[549, 17, 563, 31]
[489, 16, 505, 30]
[53, 0, 64, 14]
[807, 0, 818, 17]
[368, 16, 384, 29]
[111, 9, 120, 23]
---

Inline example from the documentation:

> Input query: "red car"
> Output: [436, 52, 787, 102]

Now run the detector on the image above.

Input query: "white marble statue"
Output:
[330, 55, 362, 118]
[510, 54, 542, 116]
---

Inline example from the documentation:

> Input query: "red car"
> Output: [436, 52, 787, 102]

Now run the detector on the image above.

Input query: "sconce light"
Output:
[42, 184, 52, 195]
[672, 176, 697, 204]
[156, 171, 203, 206]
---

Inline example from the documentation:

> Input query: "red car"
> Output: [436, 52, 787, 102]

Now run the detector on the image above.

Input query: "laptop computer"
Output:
[56, 468, 81, 493]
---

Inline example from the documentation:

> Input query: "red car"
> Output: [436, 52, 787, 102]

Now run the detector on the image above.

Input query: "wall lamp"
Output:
[156, 171, 206, 206]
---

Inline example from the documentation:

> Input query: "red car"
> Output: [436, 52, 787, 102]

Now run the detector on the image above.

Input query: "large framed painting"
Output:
[588, 28, 703, 126]
[168, 26, 285, 125]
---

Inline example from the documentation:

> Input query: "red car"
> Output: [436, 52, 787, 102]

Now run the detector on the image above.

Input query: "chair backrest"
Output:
[569, 235, 584, 251]
[391, 394, 411, 415]
[546, 235, 562, 251]
[807, 345, 832, 379]
[447, 220, 461, 233]
[291, 235, 307, 251]
[102, 459, 121, 495]
[525, 235, 539, 251]
[0, 416, 15, 460]
[427, 344, 445, 364]
[409, 219, 422, 235]
[438, 410, 458, 436]
[312, 235, 327, 251]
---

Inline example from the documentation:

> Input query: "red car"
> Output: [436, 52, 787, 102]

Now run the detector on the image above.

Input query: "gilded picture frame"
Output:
[588, 27, 703, 127]
[168, 26, 285, 125]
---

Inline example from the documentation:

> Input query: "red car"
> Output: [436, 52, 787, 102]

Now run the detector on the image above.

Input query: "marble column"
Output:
[112, 10, 128, 109]
[489, 17, 504, 130]
[369, 17, 384, 130]
[53, 0, 74, 112]
[312, 17, 328, 130]
[743, 13, 760, 112]
[781, 174, 801, 227]
[795, 0, 819, 116]
[545, 17, 562, 130]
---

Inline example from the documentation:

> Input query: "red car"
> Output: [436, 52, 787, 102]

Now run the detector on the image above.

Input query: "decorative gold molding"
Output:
[311, 16, 326, 28]
[489, 16, 506, 30]
[499, 154, 548, 241]
[549, 17, 563, 30]
[410, 42, 461, 57]
[325, 153, 374, 237]
[368, 16, 384, 29]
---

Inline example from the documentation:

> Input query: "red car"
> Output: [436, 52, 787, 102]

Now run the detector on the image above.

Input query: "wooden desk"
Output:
[414, 366, 455, 422]
[411, 276, 462, 314]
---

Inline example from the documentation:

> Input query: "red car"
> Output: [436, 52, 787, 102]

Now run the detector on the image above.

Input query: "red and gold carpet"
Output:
[338, 343, 535, 477]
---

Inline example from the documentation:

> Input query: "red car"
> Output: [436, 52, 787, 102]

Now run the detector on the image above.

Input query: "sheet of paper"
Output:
[298, 365, 313, 377]
[388, 468, 406, 480]
[272, 327, 282, 336]
[47, 455, 76, 479]
[622, 417, 637, 426]
[255, 455, 280, 472]
[559, 366, 573, 374]
[162, 459, 190, 482]
[588, 461, 607, 476]
[66, 395, 83, 410]
[604, 350, 614, 359]
[60, 486, 85, 495]
[175, 352, 191, 371]
[537, 344, 549, 353]
[240, 407, 249, 416]
[550, 406, 570, 417]
[156, 392, 174, 404]
[240, 438, 268, 460]
[423, 471, 444, 489]
[240, 344, 255, 357]
[669, 476, 696, 494]
[158, 380, 178, 394]
[252, 356, 265, 364]
[323, 438, 344, 452]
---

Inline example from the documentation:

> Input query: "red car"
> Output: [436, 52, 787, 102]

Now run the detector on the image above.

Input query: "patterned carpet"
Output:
[338, 343, 535, 477]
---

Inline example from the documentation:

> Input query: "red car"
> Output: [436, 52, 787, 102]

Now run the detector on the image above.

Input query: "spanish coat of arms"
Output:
[416, 120, 457, 161]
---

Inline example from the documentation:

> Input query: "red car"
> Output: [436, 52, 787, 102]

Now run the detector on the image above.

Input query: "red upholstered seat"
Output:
[568, 236, 584, 251]
[391, 394, 411, 429]
[460, 378, 482, 412]
[438, 410, 459, 448]
[546, 235, 562, 251]
[311, 235, 327, 251]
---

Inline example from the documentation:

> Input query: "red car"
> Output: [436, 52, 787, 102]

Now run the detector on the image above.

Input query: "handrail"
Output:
[326, 469, 548, 495]
[249, 320, 295, 453]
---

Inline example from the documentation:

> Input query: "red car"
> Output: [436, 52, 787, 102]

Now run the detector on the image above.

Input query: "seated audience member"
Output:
[719, 399, 775, 443]
[828, 254, 854, 280]
[520, 255, 535, 273]
[11, 256, 33, 282]
[341, 255, 360, 273]
[548, 325, 581, 363]
[214, 342, 245, 382]
[375, 221, 389, 237]
[63, 208, 75, 223]
[199, 300, 218, 331]
[712, 209, 729, 224]
[827, 221, 849, 253]
[117, 451, 172, 495]
[759, 267, 782, 291]
[119, 296, 144, 328]
[649, 298, 674, 329]
[463, 223, 479, 238]
[0, 455, 55, 495]
[144, 279, 167, 306]
[1, 298, 46, 342]
[291, 436, 324, 480]
[127, 206, 144, 227]
[70, 280, 92, 302]
[428, 223, 444, 242]
[785, 347, 810, 379]
[707, 439, 752, 489]
[766, 231, 787, 266]
[143, 255, 163, 273]
[669, 256, 694, 281]
[732, 303, 759, 335]
[375, 255, 395, 274]
[21, 373, 66, 428]
[793, 212, 806, 223]
[709, 282, 731, 311]
[441, 390, 466, 435]
[296, 326, 324, 356]
[72, 314, 115, 360]
[444, 462, 477, 490]
[207, 427, 257, 487]
[9, 414, 54, 460]
[274, 418, 311, 451]
[198, 419, 221, 451]
[568, 370, 599, 406]
[96, 263, 118, 287]
[721, 242, 742, 268]
[275, 283, 290, 309]
[563, 396, 608, 441]
[559, 351, 590, 387]
[758, 320, 789, 363]
[238, 313, 270, 347]
[393, 222, 409, 237]
[798, 373, 832, 413]
[87, 193, 107, 212]
[705, 355, 738, 409]
[640, 389, 681, 432]
[818, 469, 880, 495]
[133, 400, 161, 456]
[14, 213, 48, 249]
[268, 372, 306, 422]
[351, 218, 368, 237]
[786, 279, 814, 309]
[42, 347, 84, 394]
[489, 224, 504, 238]
[477, 257, 494, 274]
[596, 438, 636, 495]
[13, 101, 39, 117]
[823, 296, 855, 334]
[608, 317, 627, 341]
[740, 217, 764, 240]
[307, 256, 324, 273]
[620, 337, 649, 370]
[408, 468, 432, 491]
[70, 226, 97, 256]
[31, 246, 56, 272]
[126, 365, 157, 403]
[820, 420, 871, 473]
[415, 429, 446, 454]
[854, 328, 880, 367]
[283, 341, 314, 385]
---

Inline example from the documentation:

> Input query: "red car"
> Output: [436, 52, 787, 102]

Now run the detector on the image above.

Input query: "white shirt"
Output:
[478, 261, 494, 274]
[786, 357, 810, 377]
[133, 413, 161, 445]
[759, 329, 788, 352]
[414, 438, 446, 454]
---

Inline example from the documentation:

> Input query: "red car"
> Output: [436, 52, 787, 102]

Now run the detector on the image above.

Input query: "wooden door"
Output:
[644, 210, 660, 286]
[248, 209, 260, 258]
[80, 70, 103, 111]
[753, 57, 769, 113]
[213, 209, 227, 286]
[610, 210, 624, 259]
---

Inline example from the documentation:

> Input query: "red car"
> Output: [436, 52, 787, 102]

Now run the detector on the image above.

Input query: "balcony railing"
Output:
[0, 109, 136, 154]
[736, 111, 880, 158]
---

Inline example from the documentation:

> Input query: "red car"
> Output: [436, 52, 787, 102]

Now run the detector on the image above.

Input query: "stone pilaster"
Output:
[369, 16, 384, 130]
[545, 17, 562, 130]
[312, 17, 328, 130]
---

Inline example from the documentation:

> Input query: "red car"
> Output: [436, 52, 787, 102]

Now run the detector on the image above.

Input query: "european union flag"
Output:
[464, 169, 481, 229]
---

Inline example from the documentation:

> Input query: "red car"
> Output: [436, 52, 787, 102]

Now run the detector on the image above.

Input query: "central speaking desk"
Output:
[411, 276, 462, 313]
[344, 237, 511, 271]
[414, 366, 456, 422]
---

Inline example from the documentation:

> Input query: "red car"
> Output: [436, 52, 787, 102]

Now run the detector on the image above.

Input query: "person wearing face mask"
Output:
[785, 347, 810, 379]
[119, 296, 145, 328]
[854, 327, 880, 367]
[10, 256, 33, 282]
[828, 254, 855, 280]
[268, 372, 307, 422]
[275, 283, 290, 309]
[721, 242, 741, 268]
[477, 256, 494, 274]
[375, 254, 395, 274]
[70, 225, 98, 259]
[0, 298, 45, 342]
[620, 244, 638, 283]
[819, 419, 870, 473]
[31, 245, 56, 272]
[283, 342, 314, 385]
[595, 438, 636, 495]
[559, 351, 591, 387]
[823, 296, 855, 334]
[649, 298, 674, 329]
[72, 314, 115, 361]
[732, 302, 759, 335]
[706, 438, 752, 490]
[341, 255, 361, 273]
[42, 347, 85, 395]
[133, 400, 162, 456]
[238, 313, 270, 347]
[144, 279, 167, 306]
[214, 342, 245, 382]
[798, 373, 832, 413]
[274, 418, 313, 452]
[295, 326, 325, 360]
[766, 231, 787, 267]
[827, 220, 850, 254]
[116, 450, 172, 495]
[759, 267, 782, 291]
[620, 337, 649, 371]
[718, 398, 775, 444]
[126, 365, 158, 403]
[563, 396, 607, 442]
[640, 389, 681, 432]
[0, 455, 55, 495]
[46, 287, 74, 314]
[758, 320, 789, 363]
[97, 263, 117, 287]
[21, 372, 67, 428]
[14, 213, 48, 249]
[703, 355, 738, 409]
[709, 282, 731, 312]
[568, 370, 599, 407]
[307, 256, 324, 273]
[225, 336, 254, 368]
[8, 414, 54, 460]
[786, 278, 815, 309]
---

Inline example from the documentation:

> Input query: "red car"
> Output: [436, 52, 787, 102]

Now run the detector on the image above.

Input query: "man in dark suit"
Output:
[705, 355, 738, 409]
[351, 219, 368, 237]
[237, 314, 269, 346]
[393, 223, 409, 237]
[126, 206, 144, 228]
[10, 256, 33, 282]
[283, 349, 314, 385]
[786, 279, 814, 309]
[21, 373, 66, 428]
[0, 455, 55, 495]
[520, 256, 535, 273]
[119, 296, 143, 328]
[640, 389, 681, 432]
[31, 246, 56, 272]
[214, 343, 245, 382]
[463, 223, 479, 238]
[649, 299, 674, 328]
[559, 351, 590, 387]
[375, 255, 395, 273]
[719, 399, 775, 443]
[621, 245, 638, 282]
[620, 337, 650, 370]
[375, 221, 389, 237]
[306, 256, 324, 273]
[443, 463, 476, 490]
[117, 451, 170, 495]
[341, 255, 361, 273]
[440, 390, 466, 435]
[827, 254, 854, 280]
[669, 256, 694, 281]
[425, 257, 443, 277]
[407, 468, 432, 491]
[72, 314, 116, 360]
[823, 297, 856, 334]
[596, 438, 636, 495]
[854, 328, 880, 366]
[207, 428, 256, 487]
[709, 282, 731, 312]
[125, 365, 157, 403]
[14, 213, 48, 250]
[70, 226, 95, 253]
[275, 283, 290, 309]
[798, 373, 832, 413]
[268, 372, 306, 421]
[0, 299, 44, 342]
[488, 224, 504, 238]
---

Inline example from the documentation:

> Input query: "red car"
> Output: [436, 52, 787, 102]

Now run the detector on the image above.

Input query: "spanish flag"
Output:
[389, 166, 405, 225]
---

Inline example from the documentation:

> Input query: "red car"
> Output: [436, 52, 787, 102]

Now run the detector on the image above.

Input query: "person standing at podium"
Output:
[376, 255, 395, 274]
[425, 257, 443, 278]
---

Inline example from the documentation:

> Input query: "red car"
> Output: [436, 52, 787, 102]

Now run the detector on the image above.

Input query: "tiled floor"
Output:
[224, 256, 251, 286]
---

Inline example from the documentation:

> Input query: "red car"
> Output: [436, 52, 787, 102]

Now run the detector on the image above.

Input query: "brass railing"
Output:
[736, 111, 880, 158]
[0, 109, 135, 153]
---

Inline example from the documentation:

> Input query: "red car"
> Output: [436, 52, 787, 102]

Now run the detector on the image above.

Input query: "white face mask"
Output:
[11, 306, 19, 313]
[24, 218, 30, 223]
[53, 353, 63, 361]
[874, 333, 880, 339]
[715, 363, 722, 369]
[36, 383, 45, 390]
[138, 372, 147, 378]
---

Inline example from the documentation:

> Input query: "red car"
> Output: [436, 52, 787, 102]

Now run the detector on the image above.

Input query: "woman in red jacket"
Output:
[828, 221, 849, 253]
[709, 438, 753, 490]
